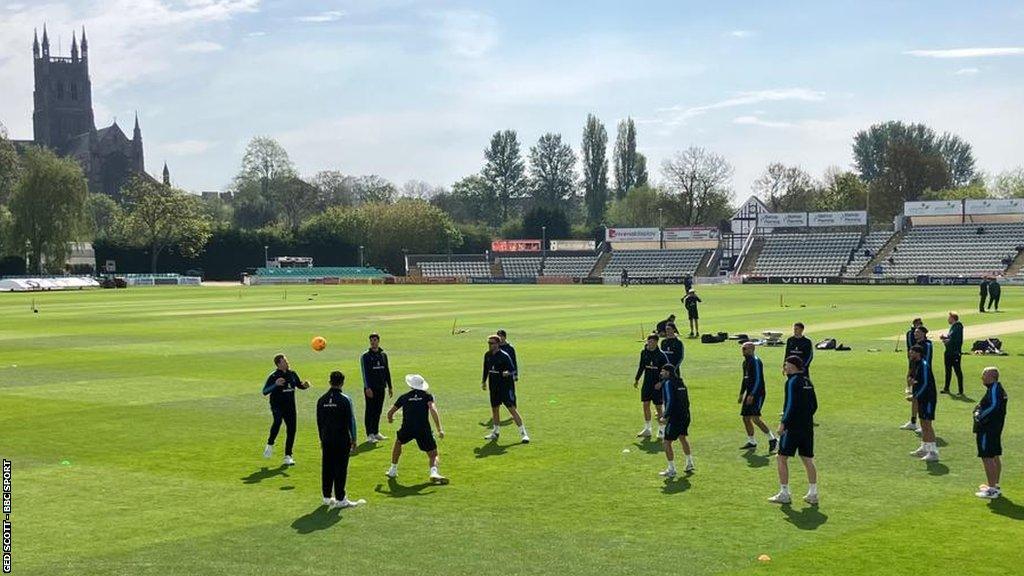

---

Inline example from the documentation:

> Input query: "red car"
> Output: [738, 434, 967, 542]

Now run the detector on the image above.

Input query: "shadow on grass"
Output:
[291, 505, 342, 534]
[742, 450, 770, 468]
[661, 476, 692, 494]
[926, 461, 950, 476]
[989, 496, 1024, 520]
[478, 419, 514, 428]
[935, 437, 949, 448]
[633, 437, 664, 455]
[241, 465, 289, 485]
[474, 440, 521, 459]
[951, 395, 976, 403]
[357, 441, 384, 453]
[780, 503, 828, 530]
[279, 485, 295, 491]
[374, 477, 435, 498]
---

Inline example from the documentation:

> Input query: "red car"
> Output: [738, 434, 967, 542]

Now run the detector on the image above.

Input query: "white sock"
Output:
[519, 425, 527, 435]
[492, 424, 500, 433]
[768, 431, 777, 440]
[388, 463, 397, 472]
[644, 420, 652, 430]
[685, 454, 694, 465]
[808, 483, 818, 495]
[780, 484, 790, 494]
[666, 459, 676, 470]
[747, 435, 756, 444]
[429, 466, 438, 475]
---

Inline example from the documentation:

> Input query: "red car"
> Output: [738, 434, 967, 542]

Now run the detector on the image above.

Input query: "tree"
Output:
[528, 133, 577, 208]
[432, 174, 494, 224]
[311, 170, 356, 209]
[482, 130, 527, 221]
[118, 177, 212, 273]
[353, 175, 397, 204]
[238, 136, 296, 195]
[9, 147, 89, 273]
[522, 205, 571, 242]
[85, 193, 122, 239]
[604, 184, 663, 227]
[992, 168, 1024, 198]
[661, 147, 734, 226]
[231, 137, 297, 229]
[581, 114, 609, 226]
[937, 133, 977, 188]
[0, 123, 20, 205]
[271, 176, 320, 231]
[868, 142, 950, 221]
[921, 182, 990, 200]
[817, 168, 867, 212]
[613, 118, 646, 199]
[751, 163, 817, 212]
[401, 180, 442, 200]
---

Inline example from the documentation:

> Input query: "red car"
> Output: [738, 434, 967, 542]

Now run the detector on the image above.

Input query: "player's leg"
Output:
[335, 446, 350, 503]
[638, 400, 652, 437]
[769, 454, 791, 503]
[660, 435, 676, 477]
[506, 401, 529, 443]
[283, 405, 297, 463]
[386, 437, 404, 478]
[265, 405, 283, 457]
[680, 435, 694, 472]
[485, 402, 501, 440]
[801, 455, 818, 503]
[943, 355, 953, 393]
[953, 356, 964, 395]
[741, 415, 757, 449]
[321, 446, 334, 503]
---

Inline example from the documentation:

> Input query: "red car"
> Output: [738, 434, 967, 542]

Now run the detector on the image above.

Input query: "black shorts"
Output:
[397, 428, 437, 452]
[641, 380, 663, 404]
[740, 396, 765, 417]
[687, 310, 698, 320]
[778, 428, 814, 458]
[489, 382, 517, 408]
[664, 416, 690, 440]
[918, 397, 937, 421]
[976, 431, 1002, 458]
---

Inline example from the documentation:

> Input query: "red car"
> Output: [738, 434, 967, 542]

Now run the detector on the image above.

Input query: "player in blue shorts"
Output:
[907, 345, 940, 462]
[385, 374, 447, 484]
[738, 342, 777, 453]
[657, 364, 694, 477]
[974, 367, 1008, 499]
[482, 335, 529, 443]
[634, 334, 670, 439]
[769, 356, 818, 505]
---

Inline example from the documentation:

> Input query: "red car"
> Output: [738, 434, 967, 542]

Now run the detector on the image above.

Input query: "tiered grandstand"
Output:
[501, 257, 542, 278]
[845, 230, 894, 276]
[254, 267, 386, 284]
[541, 255, 598, 277]
[880, 223, 1023, 276]
[751, 232, 861, 277]
[602, 249, 708, 282]
[420, 261, 492, 278]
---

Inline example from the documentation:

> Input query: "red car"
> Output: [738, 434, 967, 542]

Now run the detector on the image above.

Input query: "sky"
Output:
[1, 0, 1022, 203]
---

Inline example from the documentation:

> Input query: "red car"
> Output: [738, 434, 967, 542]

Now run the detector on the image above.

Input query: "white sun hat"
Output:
[405, 374, 429, 391]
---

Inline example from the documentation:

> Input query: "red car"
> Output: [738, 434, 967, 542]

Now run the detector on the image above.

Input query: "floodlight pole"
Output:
[659, 208, 664, 249]
[263, 245, 268, 268]
[542, 226, 547, 260]
[359, 245, 365, 267]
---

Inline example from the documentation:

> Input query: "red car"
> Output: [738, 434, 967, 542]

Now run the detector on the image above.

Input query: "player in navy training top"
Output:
[657, 364, 694, 477]
[659, 323, 684, 377]
[261, 354, 310, 465]
[316, 371, 362, 509]
[634, 334, 670, 439]
[974, 367, 1008, 499]
[900, 318, 924, 432]
[907, 345, 940, 462]
[769, 356, 818, 505]
[385, 374, 447, 483]
[482, 335, 530, 443]
[738, 342, 777, 453]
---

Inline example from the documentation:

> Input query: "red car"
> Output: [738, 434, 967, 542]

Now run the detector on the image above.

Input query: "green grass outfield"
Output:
[2, 283, 1023, 575]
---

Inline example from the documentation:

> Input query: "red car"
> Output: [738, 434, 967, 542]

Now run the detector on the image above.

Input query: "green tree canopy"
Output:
[581, 114, 609, 226]
[118, 177, 212, 273]
[613, 118, 646, 199]
[604, 184, 663, 227]
[528, 133, 577, 208]
[0, 123, 20, 205]
[9, 146, 89, 273]
[482, 130, 527, 222]
[661, 147, 734, 226]
[522, 205, 571, 242]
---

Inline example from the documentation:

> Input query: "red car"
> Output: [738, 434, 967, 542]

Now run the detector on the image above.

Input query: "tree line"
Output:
[1, 117, 1023, 277]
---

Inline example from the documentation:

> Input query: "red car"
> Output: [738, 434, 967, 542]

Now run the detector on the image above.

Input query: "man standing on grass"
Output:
[634, 334, 670, 439]
[739, 342, 777, 453]
[497, 329, 518, 381]
[386, 374, 447, 484]
[768, 356, 818, 505]
[785, 323, 814, 379]
[988, 277, 1002, 312]
[316, 371, 363, 509]
[940, 312, 964, 396]
[974, 367, 1008, 499]
[901, 318, 924, 432]
[262, 354, 309, 466]
[979, 278, 990, 313]
[658, 364, 694, 477]
[682, 289, 702, 338]
[908, 345, 940, 462]
[482, 335, 530, 443]
[361, 333, 393, 444]
[660, 323, 684, 377]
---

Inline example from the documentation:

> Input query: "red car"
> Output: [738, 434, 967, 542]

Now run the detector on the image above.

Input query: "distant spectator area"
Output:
[602, 249, 708, 281]
[254, 267, 386, 283]
[752, 232, 862, 277]
[499, 255, 598, 278]
[420, 261, 492, 278]
[880, 223, 1024, 277]
[845, 230, 894, 276]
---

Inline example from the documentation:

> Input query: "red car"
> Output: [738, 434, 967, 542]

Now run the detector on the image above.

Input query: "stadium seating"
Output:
[601, 249, 707, 281]
[752, 232, 862, 277]
[256, 267, 386, 278]
[845, 231, 894, 276]
[500, 257, 542, 278]
[879, 223, 1024, 277]
[541, 256, 598, 277]
[420, 261, 492, 278]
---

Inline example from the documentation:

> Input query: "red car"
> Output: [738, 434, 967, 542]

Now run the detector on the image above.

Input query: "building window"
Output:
[71, 83, 78, 100]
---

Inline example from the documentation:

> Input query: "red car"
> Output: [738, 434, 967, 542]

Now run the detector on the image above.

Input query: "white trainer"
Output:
[385, 467, 398, 479]
[333, 498, 365, 509]
[803, 493, 819, 505]
[684, 461, 695, 473]
[322, 497, 333, 507]
[899, 421, 917, 430]
[914, 426, 922, 435]
[263, 444, 273, 458]
[921, 452, 940, 462]
[283, 455, 295, 466]
[484, 431, 499, 441]
[374, 433, 388, 441]
[975, 487, 1001, 499]
[520, 433, 530, 444]
[656, 429, 665, 440]
[658, 468, 677, 478]
[909, 447, 928, 457]
[768, 491, 792, 504]
[367, 436, 379, 444]
[636, 429, 652, 438]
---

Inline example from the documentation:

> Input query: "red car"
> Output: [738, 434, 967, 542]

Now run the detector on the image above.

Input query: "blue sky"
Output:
[1, 0, 1022, 202]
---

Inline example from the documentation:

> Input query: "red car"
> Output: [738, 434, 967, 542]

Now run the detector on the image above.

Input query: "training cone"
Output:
[757, 554, 771, 563]
[311, 336, 327, 352]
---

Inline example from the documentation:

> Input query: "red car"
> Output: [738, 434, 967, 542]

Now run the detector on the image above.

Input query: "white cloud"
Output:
[179, 40, 223, 53]
[162, 139, 216, 156]
[295, 10, 345, 23]
[955, 67, 980, 76]
[426, 10, 498, 58]
[727, 30, 754, 38]
[905, 47, 1024, 58]
[246, 31, 265, 37]
[6, 3, 26, 11]
[733, 115, 794, 129]
[655, 88, 826, 126]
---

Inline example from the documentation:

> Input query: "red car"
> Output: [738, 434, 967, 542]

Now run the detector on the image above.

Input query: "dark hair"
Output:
[369, 333, 380, 340]
[330, 371, 345, 386]
[273, 353, 286, 366]
[915, 326, 929, 335]
[646, 334, 659, 342]
[496, 329, 507, 337]
[668, 314, 676, 319]
[910, 345, 925, 355]
[665, 323, 678, 332]
[794, 322, 805, 329]
[912, 318, 922, 325]
[949, 312, 960, 321]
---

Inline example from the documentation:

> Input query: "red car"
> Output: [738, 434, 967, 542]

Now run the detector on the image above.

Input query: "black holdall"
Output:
[815, 338, 837, 350]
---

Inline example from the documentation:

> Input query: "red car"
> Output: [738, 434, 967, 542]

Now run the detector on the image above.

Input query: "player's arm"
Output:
[481, 355, 489, 389]
[975, 385, 999, 423]
[295, 373, 310, 390]
[347, 396, 357, 452]
[383, 352, 393, 396]
[386, 402, 398, 423]
[634, 352, 644, 385]
[429, 402, 444, 438]
[262, 373, 277, 395]
[316, 400, 326, 442]
[360, 352, 374, 398]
